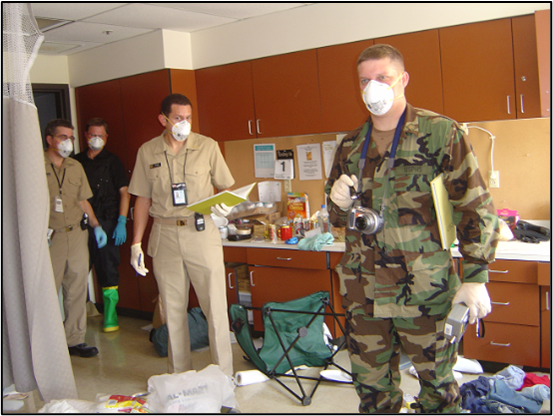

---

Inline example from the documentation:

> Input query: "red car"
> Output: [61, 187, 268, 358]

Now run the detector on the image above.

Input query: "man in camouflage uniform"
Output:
[325, 44, 499, 413]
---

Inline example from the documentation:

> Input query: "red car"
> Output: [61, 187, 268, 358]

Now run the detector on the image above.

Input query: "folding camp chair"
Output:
[229, 291, 352, 406]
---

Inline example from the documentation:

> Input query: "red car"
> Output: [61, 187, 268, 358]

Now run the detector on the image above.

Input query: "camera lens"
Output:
[355, 216, 369, 231]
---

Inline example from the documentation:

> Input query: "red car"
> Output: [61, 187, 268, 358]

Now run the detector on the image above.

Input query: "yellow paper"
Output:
[187, 183, 256, 215]
[430, 174, 456, 250]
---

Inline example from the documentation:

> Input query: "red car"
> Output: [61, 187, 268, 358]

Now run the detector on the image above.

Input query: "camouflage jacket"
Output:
[324, 104, 499, 318]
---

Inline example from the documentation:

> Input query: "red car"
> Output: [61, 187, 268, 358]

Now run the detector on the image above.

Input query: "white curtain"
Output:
[2, 3, 77, 401]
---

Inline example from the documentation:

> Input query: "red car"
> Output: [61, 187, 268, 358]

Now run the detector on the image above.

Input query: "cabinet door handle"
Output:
[276, 257, 292, 261]
[520, 94, 525, 114]
[507, 95, 511, 114]
[489, 269, 509, 274]
[248, 120, 254, 136]
[249, 270, 255, 287]
[256, 119, 262, 135]
[228, 272, 234, 289]
[490, 341, 511, 347]
[547, 291, 550, 311]
[491, 301, 510, 306]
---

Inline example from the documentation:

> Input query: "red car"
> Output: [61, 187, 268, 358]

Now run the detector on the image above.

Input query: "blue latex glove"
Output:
[94, 226, 108, 249]
[112, 215, 127, 246]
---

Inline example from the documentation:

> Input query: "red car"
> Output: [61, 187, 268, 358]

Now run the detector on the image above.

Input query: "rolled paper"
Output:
[234, 369, 270, 386]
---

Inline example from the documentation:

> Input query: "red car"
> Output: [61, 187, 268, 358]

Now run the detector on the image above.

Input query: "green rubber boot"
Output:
[102, 286, 119, 332]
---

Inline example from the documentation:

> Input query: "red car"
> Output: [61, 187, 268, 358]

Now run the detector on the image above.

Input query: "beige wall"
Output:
[224, 118, 551, 221]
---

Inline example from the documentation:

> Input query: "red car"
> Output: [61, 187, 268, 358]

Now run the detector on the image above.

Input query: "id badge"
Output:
[54, 195, 64, 213]
[172, 182, 187, 206]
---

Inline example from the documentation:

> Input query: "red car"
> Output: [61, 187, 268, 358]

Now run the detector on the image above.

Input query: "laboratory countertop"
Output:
[223, 221, 551, 262]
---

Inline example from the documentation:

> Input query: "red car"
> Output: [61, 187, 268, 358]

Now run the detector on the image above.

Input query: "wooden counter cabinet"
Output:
[245, 248, 339, 333]
[463, 259, 545, 368]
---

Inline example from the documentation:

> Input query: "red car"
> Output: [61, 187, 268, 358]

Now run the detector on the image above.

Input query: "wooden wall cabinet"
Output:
[198, 13, 547, 140]
[440, 16, 545, 123]
[196, 50, 322, 141]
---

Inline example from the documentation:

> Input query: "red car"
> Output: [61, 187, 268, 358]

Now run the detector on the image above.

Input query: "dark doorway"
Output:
[32, 83, 71, 149]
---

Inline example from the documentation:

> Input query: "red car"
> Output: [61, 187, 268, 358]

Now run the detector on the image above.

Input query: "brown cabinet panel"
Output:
[486, 281, 539, 326]
[540, 286, 551, 368]
[376, 30, 443, 115]
[512, 15, 541, 119]
[535, 10, 551, 117]
[489, 259, 537, 284]
[223, 246, 248, 263]
[317, 39, 373, 133]
[249, 265, 332, 331]
[196, 62, 256, 141]
[75, 79, 128, 171]
[169, 69, 200, 132]
[463, 321, 540, 367]
[252, 50, 322, 137]
[247, 247, 327, 270]
[440, 19, 516, 122]
[537, 262, 551, 286]
[120, 69, 171, 173]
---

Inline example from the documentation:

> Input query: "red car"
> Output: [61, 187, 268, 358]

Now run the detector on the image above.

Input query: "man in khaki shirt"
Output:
[129, 94, 235, 375]
[44, 119, 107, 358]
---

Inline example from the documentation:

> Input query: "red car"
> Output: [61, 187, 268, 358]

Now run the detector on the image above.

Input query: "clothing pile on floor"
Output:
[460, 365, 550, 413]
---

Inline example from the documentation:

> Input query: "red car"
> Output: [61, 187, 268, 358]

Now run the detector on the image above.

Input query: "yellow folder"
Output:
[430, 173, 456, 250]
[187, 183, 256, 215]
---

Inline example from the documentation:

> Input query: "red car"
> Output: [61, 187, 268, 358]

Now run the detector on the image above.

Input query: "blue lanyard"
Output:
[358, 108, 407, 174]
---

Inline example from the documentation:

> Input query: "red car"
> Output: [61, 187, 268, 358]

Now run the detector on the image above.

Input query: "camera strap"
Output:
[357, 108, 407, 215]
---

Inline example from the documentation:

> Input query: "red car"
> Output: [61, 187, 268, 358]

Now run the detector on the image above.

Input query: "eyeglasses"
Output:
[55, 134, 75, 141]
[87, 133, 106, 139]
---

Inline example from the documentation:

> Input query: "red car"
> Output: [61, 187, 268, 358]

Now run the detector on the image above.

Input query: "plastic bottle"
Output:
[318, 204, 330, 233]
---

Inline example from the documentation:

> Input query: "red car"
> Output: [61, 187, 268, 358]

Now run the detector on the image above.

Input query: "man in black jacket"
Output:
[74, 118, 130, 332]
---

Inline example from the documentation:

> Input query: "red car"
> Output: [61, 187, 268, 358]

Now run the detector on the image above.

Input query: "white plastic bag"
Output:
[147, 365, 237, 413]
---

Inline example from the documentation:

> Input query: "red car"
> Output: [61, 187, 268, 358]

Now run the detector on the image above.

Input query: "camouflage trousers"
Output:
[344, 307, 461, 413]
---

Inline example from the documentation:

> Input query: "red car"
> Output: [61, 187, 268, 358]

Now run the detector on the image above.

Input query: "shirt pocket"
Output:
[65, 176, 82, 201]
[393, 170, 434, 226]
[147, 165, 170, 203]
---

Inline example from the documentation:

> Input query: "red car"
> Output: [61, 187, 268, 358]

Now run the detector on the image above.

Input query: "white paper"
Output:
[296, 143, 322, 181]
[274, 159, 294, 180]
[322, 140, 337, 178]
[258, 181, 281, 202]
[254, 143, 275, 178]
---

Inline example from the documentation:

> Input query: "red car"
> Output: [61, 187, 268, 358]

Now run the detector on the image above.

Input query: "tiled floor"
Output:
[5, 314, 550, 413]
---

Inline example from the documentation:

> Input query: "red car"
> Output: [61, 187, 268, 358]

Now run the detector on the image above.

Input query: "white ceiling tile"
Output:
[39, 41, 102, 55]
[152, 3, 308, 19]
[43, 21, 153, 44]
[30, 3, 127, 21]
[82, 3, 235, 32]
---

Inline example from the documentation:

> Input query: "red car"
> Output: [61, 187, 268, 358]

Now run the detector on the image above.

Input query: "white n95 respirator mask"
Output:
[88, 136, 105, 151]
[362, 74, 404, 116]
[57, 138, 74, 158]
[171, 120, 191, 142]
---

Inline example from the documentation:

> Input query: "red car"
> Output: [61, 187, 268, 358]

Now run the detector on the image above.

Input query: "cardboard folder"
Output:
[187, 183, 256, 215]
[430, 173, 456, 250]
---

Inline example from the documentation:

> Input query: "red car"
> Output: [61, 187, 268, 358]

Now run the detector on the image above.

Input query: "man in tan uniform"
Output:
[45, 119, 107, 357]
[129, 94, 235, 375]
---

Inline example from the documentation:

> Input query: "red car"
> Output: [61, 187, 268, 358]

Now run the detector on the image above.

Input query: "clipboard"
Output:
[187, 183, 256, 215]
[430, 173, 456, 250]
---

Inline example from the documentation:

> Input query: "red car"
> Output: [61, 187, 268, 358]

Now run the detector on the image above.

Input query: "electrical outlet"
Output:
[488, 171, 500, 188]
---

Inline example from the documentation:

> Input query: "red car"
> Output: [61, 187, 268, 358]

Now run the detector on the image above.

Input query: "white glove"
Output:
[452, 282, 492, 324]
[131, 243, 149, 276]
[330, 174, 359, 210]
[211, 203, 233, 218]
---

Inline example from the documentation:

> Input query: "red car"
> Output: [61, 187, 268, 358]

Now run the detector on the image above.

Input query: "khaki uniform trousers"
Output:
[150, 217, 233, 376]
[49, 226, 89, 347]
